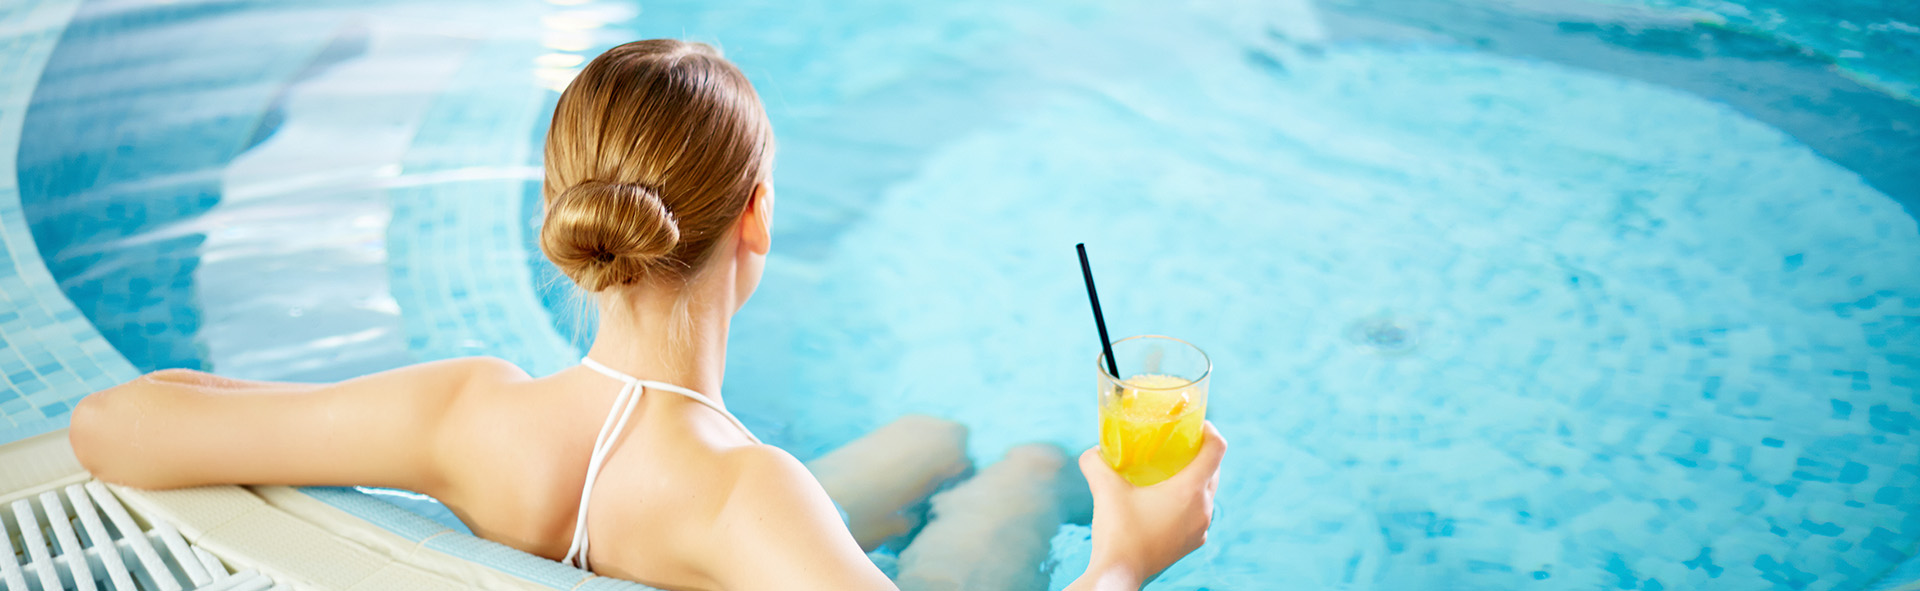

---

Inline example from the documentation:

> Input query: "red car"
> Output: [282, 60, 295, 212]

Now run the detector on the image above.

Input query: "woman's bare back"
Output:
[430, 361, 773, 590]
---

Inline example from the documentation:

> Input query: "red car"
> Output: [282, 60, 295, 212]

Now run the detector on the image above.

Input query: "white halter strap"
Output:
[562, 356, 761, 570]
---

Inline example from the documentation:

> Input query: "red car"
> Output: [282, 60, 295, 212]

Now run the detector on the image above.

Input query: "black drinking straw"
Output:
[1077, 243, 1122, 378]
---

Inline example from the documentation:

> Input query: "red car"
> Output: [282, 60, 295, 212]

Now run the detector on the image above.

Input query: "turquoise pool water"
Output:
[3, 0, 1918, 589]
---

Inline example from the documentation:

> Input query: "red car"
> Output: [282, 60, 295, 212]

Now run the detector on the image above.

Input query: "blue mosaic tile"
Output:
[0, 0, 139, 443]
[383, 40, 575, 376]
[14, 0, 348, 374]
[3, 3, 650, 588]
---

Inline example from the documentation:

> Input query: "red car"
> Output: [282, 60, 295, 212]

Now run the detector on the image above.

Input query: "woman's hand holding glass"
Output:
[1066, 421, 1227, 591]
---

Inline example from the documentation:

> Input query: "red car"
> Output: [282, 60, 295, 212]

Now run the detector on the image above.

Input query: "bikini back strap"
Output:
[562, 356, 762, 571]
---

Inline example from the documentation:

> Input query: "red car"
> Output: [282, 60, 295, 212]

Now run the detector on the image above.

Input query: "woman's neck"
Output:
[582, 280, 732, 403]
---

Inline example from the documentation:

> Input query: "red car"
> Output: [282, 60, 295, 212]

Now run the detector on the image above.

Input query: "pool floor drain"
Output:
[1348, 315, 1420, 355]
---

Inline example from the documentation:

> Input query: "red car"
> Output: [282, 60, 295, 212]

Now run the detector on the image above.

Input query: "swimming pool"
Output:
[4, 0, 1919, 589]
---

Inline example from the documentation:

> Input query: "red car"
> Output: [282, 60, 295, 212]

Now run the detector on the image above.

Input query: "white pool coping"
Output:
[0, 429, 626, 591]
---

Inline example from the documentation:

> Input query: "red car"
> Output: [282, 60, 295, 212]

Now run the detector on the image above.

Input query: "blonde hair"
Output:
[541, 39, 773, 293]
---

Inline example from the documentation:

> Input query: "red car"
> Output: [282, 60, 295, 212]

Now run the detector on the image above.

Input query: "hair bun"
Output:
[541, 180, 682, 291]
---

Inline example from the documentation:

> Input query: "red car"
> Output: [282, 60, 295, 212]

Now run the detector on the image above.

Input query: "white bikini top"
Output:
[563, 356, 761, 571]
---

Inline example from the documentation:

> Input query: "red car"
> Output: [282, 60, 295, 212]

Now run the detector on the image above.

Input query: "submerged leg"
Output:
[894, 443, 1092, 591]
[805, 414, 972, 551]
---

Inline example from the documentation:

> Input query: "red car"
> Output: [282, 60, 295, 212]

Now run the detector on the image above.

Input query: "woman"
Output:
[69, 39, 1225, 591]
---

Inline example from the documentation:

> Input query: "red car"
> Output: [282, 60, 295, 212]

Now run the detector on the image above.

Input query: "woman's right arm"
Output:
[1065, 422, 1227, 591]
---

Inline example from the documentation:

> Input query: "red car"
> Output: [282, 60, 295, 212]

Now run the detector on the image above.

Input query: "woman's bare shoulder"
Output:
[436, 356, 534, 387]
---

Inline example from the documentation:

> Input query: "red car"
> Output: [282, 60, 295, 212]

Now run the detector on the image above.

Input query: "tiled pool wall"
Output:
[0, 0, 137, 442]
[10, 0, 590, 385]
[15, 0, 354, 374]
[0, 2, 657, 589]
[383, 37, 578, 377]
[5, 0, 590, 401]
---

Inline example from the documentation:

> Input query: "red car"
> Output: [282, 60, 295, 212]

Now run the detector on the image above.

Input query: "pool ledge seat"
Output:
[0, 429, 654, 591]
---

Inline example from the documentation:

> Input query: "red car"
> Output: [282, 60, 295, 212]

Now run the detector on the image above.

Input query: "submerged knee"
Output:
[1003, 443, 1069, 471]
[892, 414, 968, 445]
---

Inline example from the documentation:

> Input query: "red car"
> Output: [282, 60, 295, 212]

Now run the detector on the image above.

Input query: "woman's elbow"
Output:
[69, 389, 123, 478]
[69, 381, 165, 487]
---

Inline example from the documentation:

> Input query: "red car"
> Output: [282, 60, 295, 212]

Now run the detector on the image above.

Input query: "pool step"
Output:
[0, 482, 280, 591]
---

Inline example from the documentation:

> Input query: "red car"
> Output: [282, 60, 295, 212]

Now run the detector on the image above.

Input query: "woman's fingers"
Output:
[1079, 446, 1126, 492]
[1086, 421, 1225, 493]
[1173, 422, 1227, 487]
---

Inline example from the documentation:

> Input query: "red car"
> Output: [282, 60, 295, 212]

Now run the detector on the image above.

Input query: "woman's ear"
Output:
[740, 182, 773, 256]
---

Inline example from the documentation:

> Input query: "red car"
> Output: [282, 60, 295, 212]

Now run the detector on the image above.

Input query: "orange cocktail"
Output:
[1097, 336, 1210, 486]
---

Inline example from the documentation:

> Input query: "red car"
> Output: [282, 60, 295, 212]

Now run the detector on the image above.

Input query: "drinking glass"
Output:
[1097, 335, 1210, 486]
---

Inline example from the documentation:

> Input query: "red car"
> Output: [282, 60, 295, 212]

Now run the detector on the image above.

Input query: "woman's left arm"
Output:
[68, 357, 521, 493]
